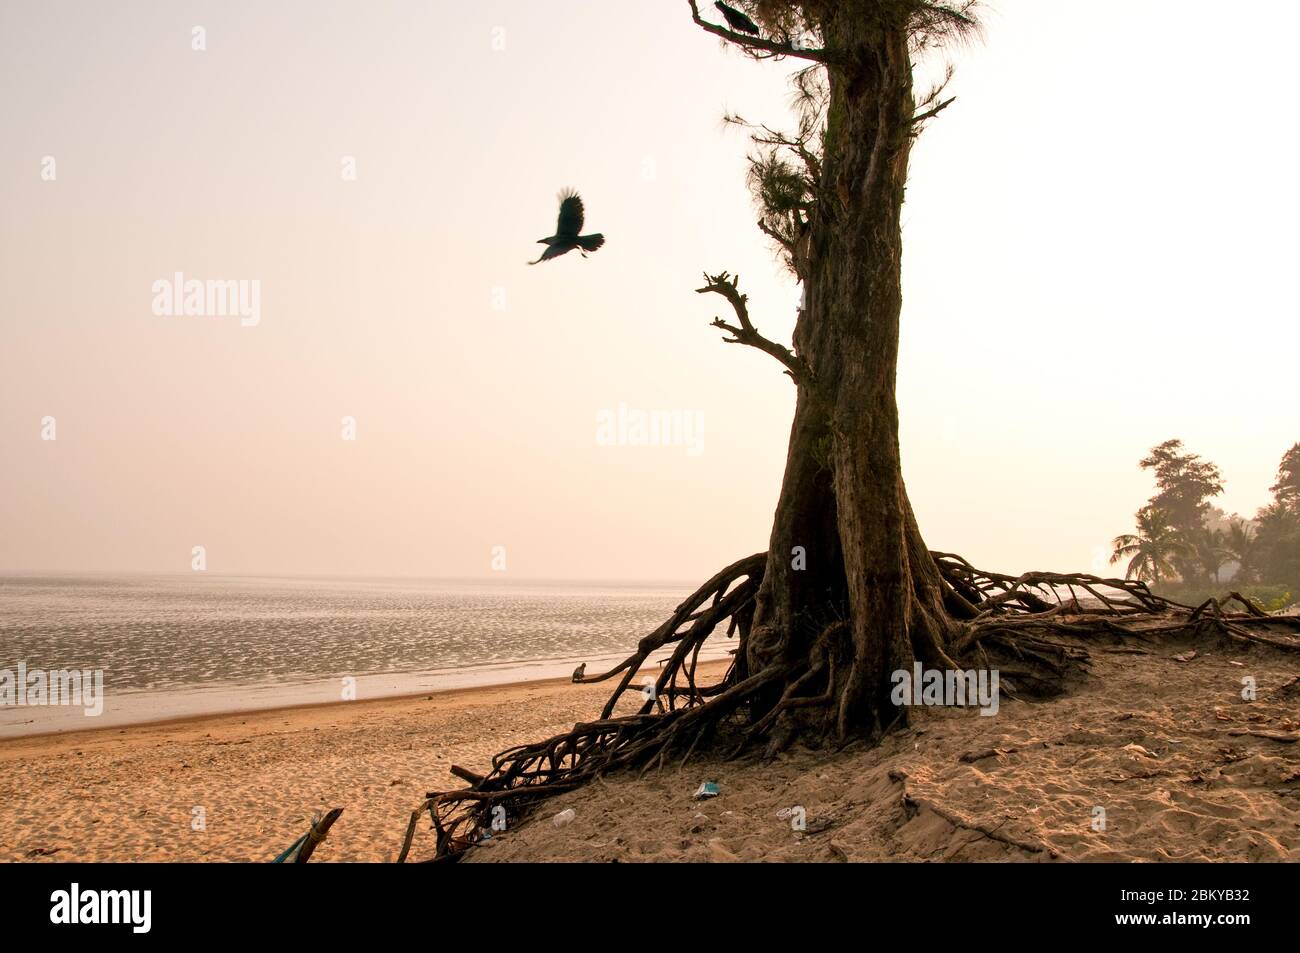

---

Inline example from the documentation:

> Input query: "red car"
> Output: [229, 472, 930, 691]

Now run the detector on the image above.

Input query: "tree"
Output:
[1253, 503, 1300, 589]
[1270, 442, 1300, 512]
[413, 3, 1300, 860]
[1190, 526, 1230, 585]
[1223, 517, 1257, 583]
[1137, 439, 1223, 582]
[1253, 444, 1300, 588]
[686, 0, 985, 744]
[1109, 507, 1189, 585]
[1139, 439, 1224, 531]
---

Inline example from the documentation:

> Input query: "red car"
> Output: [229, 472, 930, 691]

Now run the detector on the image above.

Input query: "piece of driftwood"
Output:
[396, 805, 424, 864]
[273, 808, 343, 863]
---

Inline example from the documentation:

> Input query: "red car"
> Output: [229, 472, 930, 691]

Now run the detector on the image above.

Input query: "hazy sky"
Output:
[2, 1, 1297, 581]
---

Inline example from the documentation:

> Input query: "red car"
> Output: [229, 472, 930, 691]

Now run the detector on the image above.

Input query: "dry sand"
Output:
[472, 632, 1300, 863]
[0, 666, 706, 863]
[3, 631, 1299, 864]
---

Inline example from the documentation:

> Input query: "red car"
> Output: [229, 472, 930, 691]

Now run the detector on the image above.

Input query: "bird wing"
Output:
[529, 242, 571, 265]
[555, 189, 585, 238]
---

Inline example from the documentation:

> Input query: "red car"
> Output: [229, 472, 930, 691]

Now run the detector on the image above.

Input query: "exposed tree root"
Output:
[406, 553, 1300, 861]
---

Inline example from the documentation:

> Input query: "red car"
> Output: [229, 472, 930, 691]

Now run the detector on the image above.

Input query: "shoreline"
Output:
[0, 672, 579, 747]
[0, 645, 735, 741]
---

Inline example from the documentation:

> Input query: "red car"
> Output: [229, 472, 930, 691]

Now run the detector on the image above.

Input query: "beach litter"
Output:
[271, 807, 343, 863]
[552, 808, 576, 828]
[693, 781, 721, 800]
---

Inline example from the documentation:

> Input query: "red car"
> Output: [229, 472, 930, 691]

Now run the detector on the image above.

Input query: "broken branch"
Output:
[697, 271, 808, 383]
[687, 0, 833, 64]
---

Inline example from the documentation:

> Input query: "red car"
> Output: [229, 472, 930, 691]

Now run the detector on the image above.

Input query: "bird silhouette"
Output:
[714, 1, 760, 36]
[529, 190, 605, 264]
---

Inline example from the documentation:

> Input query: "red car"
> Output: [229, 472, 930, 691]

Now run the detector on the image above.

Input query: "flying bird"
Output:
[714, 1, 761, 36]
[529, 189, 605, 264]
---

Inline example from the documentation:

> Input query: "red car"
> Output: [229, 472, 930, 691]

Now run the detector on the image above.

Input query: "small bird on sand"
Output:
[715, 1, 761, 36]
[529, 190, 605, 264]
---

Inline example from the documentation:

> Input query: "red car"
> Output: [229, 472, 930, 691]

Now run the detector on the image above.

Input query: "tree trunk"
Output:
[747, 6, 955, 743]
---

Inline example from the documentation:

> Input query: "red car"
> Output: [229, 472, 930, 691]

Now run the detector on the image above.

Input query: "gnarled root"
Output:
[408, 552, 1300, 861]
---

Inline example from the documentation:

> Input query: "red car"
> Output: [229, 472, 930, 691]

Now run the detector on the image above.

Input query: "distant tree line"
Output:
[1110, 439, 1300, 609]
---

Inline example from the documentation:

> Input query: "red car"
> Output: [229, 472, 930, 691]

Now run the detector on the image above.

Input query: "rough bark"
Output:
[747, 6, 945, 743]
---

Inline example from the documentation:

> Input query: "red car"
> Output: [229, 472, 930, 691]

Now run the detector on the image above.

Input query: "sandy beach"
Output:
[4, 628, 1299, 864]
[1, 663, 726, 863]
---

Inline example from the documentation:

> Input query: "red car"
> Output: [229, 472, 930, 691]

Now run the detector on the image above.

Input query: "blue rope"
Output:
[271, 831, 309, 864]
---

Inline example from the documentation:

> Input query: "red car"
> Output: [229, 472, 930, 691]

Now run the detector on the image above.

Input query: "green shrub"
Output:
[1154, 582, 1294, 612]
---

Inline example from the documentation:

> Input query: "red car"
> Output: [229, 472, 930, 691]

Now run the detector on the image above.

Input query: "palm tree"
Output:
[1110, 506, 1189, 585]
[1191, 526, 1230, 584]
[1223, 517, 1257, 583]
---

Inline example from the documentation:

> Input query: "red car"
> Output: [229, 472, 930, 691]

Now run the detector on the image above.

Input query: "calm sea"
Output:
[0, 575, 724, 735]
